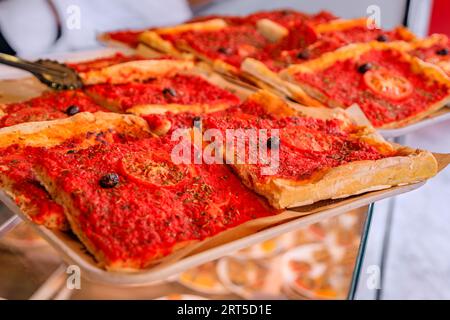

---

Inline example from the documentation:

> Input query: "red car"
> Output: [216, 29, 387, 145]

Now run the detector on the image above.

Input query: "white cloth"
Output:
[0, 0, 192, 56]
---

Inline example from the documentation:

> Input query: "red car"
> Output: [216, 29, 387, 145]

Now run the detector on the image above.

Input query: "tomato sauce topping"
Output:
[35, 137, 277, 267]
[0, 131, 150, 230]
[293, 49, 450, 127]
[86, 74, 240, 111]
[164, 25, 271, 68]
[104, 30, 147, 48]
[205, 113, 391, 182]
[0, 90, 106, 128]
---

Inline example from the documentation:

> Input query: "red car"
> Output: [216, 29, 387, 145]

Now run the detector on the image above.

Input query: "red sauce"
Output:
[293, 49, 450, 127]
[104, 30, 146, 48]
[164, 25, 271, 68]
[262, 26, 410, 72]
[205, 113, 390, 181]
[0, 90, 106, 128]
[86, 74, 240, 111]
[35, 137, 277, 267]
[67, 53, 147, 73]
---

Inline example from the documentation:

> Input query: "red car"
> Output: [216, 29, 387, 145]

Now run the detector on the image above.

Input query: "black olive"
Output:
[66, 150, 76, 154]
[296, 50, 311, 60]
[162, 87, 177, 97]
[267, 136, 280, 150]
[436, 48, 449, 56]
[218, 47, 231, 55]
[66, 105, 80, 116]
[99, 173, 120, 189]
[192, 116, 202, 128]
[376, 34, 389, 42]
[357, 63, 372, 74]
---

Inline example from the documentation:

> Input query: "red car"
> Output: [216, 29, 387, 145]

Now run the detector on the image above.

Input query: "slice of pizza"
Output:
[241, 19, 416, 104]
[67, 53, 194, 85]
[280, 42, 450, 128]
[0, 112, 152, 230]
[85, 73, 240, 114]
[0, 90, 107, 129]
[33, 136, 277, 270]
[409, 34, 450, 77]
[203, 91, 438, 209]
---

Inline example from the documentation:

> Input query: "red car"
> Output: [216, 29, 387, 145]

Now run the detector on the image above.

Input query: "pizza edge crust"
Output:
[0, 112, 151, 148]
[138, 19, 227, 58]
[79, 59, 194, 85]
[279, 41, 450, 128]
[235, 146, 438, 209]
[126, 103, 232, 116]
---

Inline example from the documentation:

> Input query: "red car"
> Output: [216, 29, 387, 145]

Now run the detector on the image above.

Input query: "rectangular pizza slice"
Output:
[203, 91, 438, 209]
[33, 136, 277, 271]
[0, 89, 106, 129]
[409, 34, 450, 77]
[67, 53, 194, 85]
[0, 112, 152, 230]
[85, 73, 241, 114]
[241, 19, 416, 105]
[279, 42, 450, 128]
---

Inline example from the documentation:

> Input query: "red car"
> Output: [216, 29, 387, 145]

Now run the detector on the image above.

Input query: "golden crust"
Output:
[256, 18, 288, 43]
[126, 103, 231, 116]
[230, 131, 437, 209]
[0, 112, 151, 148]
[281, 41, 413, 75]
[243, 90, 297, 118]
[79, 59, 194, 85]
[153, 19, 227, 35]
[280, 41, 450, 128]
[314, 18, 368, 34]
[250, 148, 438, 209]
[139, 31, 185, 57]
[411, 33, 448, 49]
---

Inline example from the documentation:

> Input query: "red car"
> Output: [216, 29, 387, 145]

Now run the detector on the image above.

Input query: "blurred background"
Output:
[0, 0, 449, 300]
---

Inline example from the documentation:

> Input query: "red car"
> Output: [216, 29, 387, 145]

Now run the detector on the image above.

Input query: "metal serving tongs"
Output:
[0, 52, 82, 90]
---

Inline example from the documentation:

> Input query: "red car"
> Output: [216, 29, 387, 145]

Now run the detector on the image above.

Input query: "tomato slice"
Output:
[119, 152, 194, 187]
[363, 68, 413, 101]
